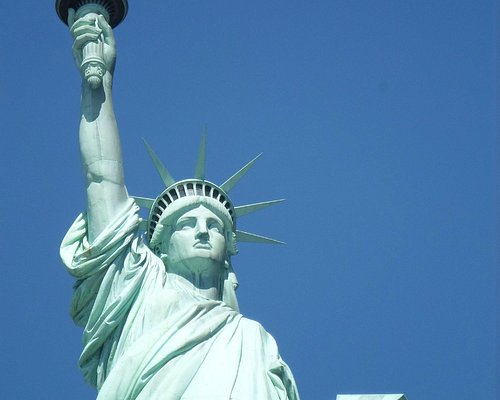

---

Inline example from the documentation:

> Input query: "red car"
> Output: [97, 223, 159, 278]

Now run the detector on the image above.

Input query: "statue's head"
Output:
[133, 136, 285, 309]
[148, 180, 237, 254]
[146, 185, 240, 308]
[148, 187, 238, 272]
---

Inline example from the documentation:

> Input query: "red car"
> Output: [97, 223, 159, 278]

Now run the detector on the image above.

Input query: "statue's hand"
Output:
[69, 10, 116, 77]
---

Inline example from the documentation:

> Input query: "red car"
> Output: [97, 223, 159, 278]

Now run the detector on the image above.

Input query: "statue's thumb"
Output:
[98, 15, 113, 36]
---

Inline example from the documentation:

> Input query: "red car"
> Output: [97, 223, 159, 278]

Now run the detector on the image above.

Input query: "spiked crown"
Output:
[134, 132, 284, 250]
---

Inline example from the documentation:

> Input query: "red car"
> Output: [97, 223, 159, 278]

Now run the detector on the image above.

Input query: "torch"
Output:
[56, 0, 128, 88]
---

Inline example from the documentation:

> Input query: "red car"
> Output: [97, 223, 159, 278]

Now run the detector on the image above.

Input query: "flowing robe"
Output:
[60, 199, 300, 400]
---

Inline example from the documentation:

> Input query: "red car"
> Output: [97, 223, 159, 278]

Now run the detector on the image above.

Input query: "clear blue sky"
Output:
[0, 1, 496, 399]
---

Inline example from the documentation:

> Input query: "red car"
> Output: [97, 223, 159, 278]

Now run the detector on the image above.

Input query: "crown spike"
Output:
[194, 127, 207, 180]
[220, 153, 262, 193]
[132, 196, 155, 209]
[235, 199, 285, 218]
[236, 230, 285, 245]
[142, 138, 176, 188]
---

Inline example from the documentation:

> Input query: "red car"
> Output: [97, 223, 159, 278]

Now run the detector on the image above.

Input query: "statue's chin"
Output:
[166, 250, 225, 270]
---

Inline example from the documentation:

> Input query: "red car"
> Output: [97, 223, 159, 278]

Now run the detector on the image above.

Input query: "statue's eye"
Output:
[176, 219, 195, 230]
[208, 221, 223, 233]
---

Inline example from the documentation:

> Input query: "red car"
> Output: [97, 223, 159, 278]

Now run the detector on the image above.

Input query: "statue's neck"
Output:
[165, 264, 223, 301]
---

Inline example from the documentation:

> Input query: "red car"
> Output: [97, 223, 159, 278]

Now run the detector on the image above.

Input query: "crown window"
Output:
[178, 185, 186, 197]
[169, 189, 178, 200]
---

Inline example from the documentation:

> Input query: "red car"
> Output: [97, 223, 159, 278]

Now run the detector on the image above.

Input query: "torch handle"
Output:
[72, 5, 110, 89]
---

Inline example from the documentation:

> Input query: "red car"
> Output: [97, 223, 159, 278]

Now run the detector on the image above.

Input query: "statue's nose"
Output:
[195, 220, 209, 239]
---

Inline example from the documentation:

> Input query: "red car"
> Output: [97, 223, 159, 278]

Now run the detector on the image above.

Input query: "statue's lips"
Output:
[193, 242, 212, 249]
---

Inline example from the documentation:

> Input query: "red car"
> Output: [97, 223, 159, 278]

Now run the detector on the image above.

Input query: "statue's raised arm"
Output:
[70, 10, 128, 242]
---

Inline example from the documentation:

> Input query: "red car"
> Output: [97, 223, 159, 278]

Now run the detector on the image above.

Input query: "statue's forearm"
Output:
[79, 74, 128, 242]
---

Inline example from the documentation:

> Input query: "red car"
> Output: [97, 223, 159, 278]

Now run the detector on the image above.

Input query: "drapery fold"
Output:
[61, 199, 299, 399]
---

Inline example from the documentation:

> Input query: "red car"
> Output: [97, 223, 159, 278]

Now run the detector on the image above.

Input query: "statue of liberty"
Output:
[57, 2, 300, 399]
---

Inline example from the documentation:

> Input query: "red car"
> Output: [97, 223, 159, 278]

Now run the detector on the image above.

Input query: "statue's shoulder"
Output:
[234, 317, 281, 361]
[239, 316, 275, 339]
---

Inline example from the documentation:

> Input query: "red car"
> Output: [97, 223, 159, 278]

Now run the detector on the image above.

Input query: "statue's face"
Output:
[164, 205, 227, 269]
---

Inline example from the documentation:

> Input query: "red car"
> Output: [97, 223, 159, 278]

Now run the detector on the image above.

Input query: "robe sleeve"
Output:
[60, 198, 153, 388]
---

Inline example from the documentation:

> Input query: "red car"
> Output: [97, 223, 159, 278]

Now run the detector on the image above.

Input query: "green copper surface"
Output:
[58, 7, 300, 400]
